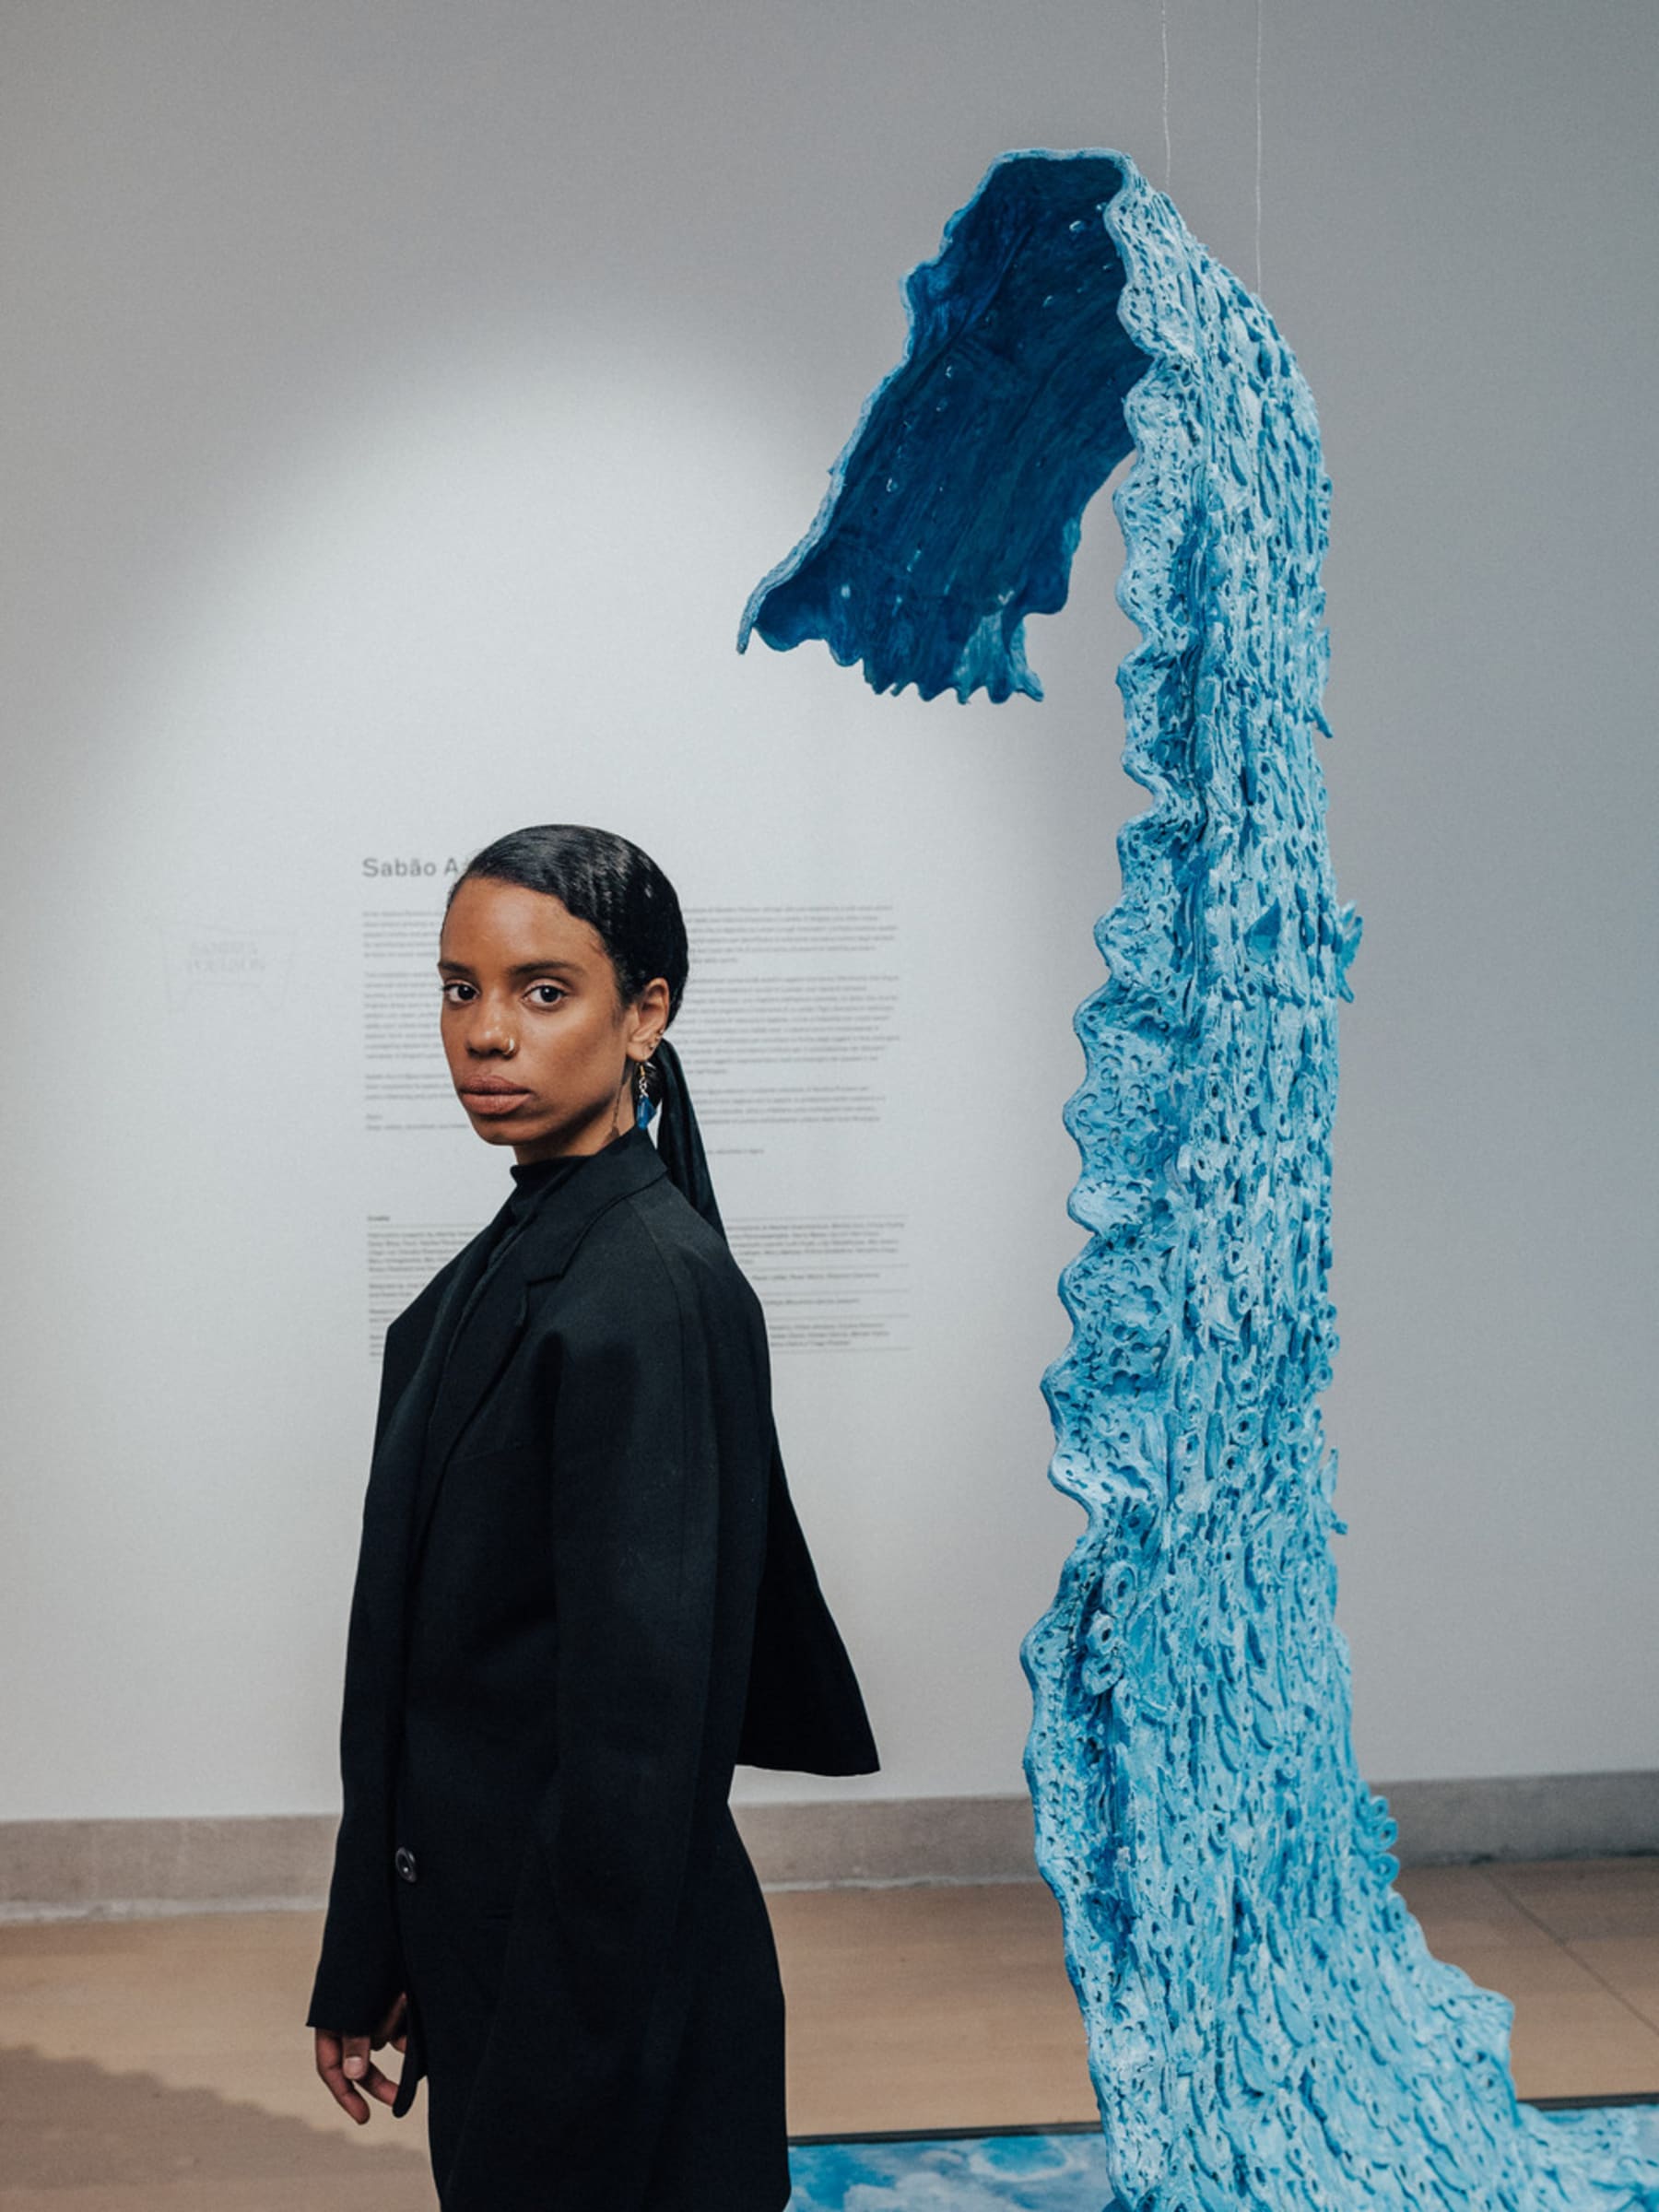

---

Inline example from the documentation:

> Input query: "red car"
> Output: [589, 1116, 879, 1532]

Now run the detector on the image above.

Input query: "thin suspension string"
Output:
[1159, 0, 1172, 191]
[1253, 0, 1265, 295]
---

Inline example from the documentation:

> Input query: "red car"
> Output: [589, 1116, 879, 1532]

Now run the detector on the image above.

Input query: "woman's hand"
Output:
[313, 1992, 408, 2124]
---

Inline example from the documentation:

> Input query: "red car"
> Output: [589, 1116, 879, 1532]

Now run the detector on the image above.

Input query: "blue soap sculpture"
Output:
[744, 151, 1659, 2210]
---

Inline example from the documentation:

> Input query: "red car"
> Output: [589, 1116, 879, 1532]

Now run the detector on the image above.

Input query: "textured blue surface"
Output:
[790, 2133, 1110, 2211]
[788, 2118, 1659, 2211]
[748, 150, 1659, 2212]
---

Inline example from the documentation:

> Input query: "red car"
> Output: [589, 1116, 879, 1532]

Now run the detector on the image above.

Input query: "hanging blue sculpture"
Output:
[743, 149, 1659, 2211]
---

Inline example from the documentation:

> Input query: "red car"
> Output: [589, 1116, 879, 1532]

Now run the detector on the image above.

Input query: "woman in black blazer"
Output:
[309, 825, 877, 2210]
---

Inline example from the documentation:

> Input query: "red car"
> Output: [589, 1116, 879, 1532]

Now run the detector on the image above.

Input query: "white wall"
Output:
[2, 0, 1654, 1820]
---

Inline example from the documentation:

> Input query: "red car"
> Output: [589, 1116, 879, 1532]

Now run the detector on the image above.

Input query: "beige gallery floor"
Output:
[2, 1858, 1658, 2208]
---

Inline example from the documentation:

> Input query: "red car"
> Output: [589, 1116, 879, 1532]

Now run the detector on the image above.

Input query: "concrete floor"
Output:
[2, 1858, 1657, 2207]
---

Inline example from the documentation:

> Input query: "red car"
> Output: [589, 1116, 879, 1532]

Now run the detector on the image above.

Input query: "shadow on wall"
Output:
[0, 2044, 436, 2208]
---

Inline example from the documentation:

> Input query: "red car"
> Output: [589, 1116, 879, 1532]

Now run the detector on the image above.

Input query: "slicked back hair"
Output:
[447, 824, 688, 1023]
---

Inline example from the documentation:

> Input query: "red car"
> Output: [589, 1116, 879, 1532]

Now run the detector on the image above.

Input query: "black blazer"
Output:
[308, 1130, 877, 2196]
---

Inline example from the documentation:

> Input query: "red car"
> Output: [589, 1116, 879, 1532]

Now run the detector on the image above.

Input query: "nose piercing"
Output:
[501, 1037, 518, 1059]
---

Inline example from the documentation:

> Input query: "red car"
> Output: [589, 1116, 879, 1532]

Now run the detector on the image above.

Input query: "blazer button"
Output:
[394, 1845, 418, 1884]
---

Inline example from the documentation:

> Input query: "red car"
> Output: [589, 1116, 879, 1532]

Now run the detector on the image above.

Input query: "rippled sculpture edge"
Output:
[743, 149, 1659, 2211]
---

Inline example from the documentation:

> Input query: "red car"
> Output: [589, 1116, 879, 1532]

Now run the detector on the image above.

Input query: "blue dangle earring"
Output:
[634, 1058, 657, 1131]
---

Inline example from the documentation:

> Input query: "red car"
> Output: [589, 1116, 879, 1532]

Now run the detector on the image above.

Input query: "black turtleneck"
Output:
[504, 1146, 589, 1216]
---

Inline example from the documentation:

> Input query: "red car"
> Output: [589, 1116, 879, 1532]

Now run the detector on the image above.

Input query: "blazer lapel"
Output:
[408, 1255, 533, 1557]
[343, 1220, 509, 1731]
[368, 1221, 505, 1518]
[516, 1127, 668, 1288]
[408, 1131, 670, 1562]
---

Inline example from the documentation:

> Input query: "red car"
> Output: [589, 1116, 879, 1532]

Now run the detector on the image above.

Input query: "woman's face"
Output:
[437, 876, 667, 1162]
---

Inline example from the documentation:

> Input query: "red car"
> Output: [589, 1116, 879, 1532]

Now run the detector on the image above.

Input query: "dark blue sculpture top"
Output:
[740, 153, 1145, 702]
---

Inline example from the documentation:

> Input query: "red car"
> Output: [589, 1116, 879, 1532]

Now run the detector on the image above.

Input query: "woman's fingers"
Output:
[362, 2058, 401, 2106]
[314, 2028, 371, 2124]
[314, 1996, 413, 2127]
[314, 2030, 400, 2120]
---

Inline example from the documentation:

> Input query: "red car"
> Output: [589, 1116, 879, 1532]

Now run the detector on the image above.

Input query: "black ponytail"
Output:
[648, 1036, 724, 1238]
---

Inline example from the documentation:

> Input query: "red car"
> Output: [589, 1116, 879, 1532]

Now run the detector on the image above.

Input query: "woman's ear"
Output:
[626, 976, 672, 1061]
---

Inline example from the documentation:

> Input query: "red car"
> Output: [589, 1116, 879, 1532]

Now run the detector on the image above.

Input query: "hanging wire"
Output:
[1160, 0, 1172, 191]
[1253, 0, 1265, 295]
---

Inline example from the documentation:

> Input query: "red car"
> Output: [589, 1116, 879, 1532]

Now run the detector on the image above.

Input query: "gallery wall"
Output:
[2, 0, 1654, 1825]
